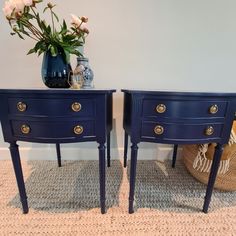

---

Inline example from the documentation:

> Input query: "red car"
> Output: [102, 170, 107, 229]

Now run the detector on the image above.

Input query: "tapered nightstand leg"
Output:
[107, 133, 111, 167]
[124, 132, 128, 168]
[56, 143, 62, 167]
[99, 143, 106, 214]
[172, 144, 178, 168]
[9, 142, 28, 214]
[129, 143, 138, 214]
[203, 143, 223, 213]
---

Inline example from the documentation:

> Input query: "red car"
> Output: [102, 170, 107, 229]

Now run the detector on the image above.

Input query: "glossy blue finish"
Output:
[0, 88, 115, 214]
[122, 89, 236, 213]
[41, 51, 73, 88]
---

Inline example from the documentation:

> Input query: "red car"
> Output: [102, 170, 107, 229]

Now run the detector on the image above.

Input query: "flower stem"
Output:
[20, 19, 42, 40]
[50, 9, 55, 33]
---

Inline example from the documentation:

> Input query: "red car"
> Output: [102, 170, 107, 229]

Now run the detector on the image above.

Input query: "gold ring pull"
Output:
[71, 102, 82, 112]
[156, 104, 166, 113]
[209, 104, 218, 114]
[74, 125, 83, 135]
[21, 124, 30, 134]
[205, 126, 214, 136]
[154, 125, 164, 135]
[17, 102, 27, 112]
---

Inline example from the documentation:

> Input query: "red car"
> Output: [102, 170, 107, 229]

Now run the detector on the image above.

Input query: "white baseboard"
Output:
[0, 145, 182, 161]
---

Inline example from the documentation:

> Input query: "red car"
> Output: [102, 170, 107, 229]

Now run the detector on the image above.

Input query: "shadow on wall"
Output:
[9, 160, 123, 212]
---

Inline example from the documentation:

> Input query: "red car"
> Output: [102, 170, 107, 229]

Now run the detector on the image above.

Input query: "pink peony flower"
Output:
[13, 0, 25, 12]
[2, 1, 14, 17]
[71, 14, 82, 27]
[22, 0, 33, 7]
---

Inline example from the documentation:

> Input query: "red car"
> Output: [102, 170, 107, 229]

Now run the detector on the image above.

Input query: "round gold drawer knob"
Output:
[205, 126, 214, 136]
[71, 102, 82, 112]
[156, 104, 166, 113]
[17, 102, 27, 112]
[21, 124, 30, 134]
[209, 104, 218, 114]
[74, 125, 83, 135]
[154, 125, 164, 135]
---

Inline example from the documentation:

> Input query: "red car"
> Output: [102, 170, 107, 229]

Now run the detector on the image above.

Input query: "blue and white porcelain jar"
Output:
[74, 57, 94, 89]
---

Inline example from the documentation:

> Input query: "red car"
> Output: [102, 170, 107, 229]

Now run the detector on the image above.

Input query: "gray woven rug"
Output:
[9, 159, 236, 213]
[10, 160, 123, 212]
[130, 160, 236, 212]
[1, 159, 236, 235]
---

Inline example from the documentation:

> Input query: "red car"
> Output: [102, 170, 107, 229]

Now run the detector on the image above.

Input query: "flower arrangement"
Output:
[2, 0, 89, 63]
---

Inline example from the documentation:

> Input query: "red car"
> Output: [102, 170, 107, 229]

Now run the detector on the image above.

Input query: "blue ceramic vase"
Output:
[41, 50, 73, 88]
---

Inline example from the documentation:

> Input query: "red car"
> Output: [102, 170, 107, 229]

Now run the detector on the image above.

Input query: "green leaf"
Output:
[24, 6, 30, 14]
[60, 20, 67, 35]
[17, 21, 24, 31]
[37, 49, 44, 56]
[49, 45, 57, 56]
[17, 32, 24, 40]
[26, 13, 35, 20]
[43, 7, 49, 13]
[74, 50, 83, 57]
[34, 41, 46, 51]
[52, 12, 59, 22]
[63, 20, 67, 30]
[60, 49, 70, 64]
[35, 13, 42, 29]
[27, 48, 36, 55]
[40, 20, 50, 35]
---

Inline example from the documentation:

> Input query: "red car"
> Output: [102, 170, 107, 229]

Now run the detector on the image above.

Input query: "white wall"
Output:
[0, 0, 236, 160]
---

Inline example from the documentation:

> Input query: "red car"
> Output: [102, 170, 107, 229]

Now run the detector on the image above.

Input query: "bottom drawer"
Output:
[141, 121, 223, 141]
[11, 120, 95, 139]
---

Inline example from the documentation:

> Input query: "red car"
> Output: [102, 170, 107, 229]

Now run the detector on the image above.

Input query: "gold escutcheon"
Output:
[21, 124, 30, 134]
[156, 104, 166, 113]
[154, 125, 164, 135]
[205, 126, 214, 136]
[17, 102, 27, 112]
[71, 102, 82, 112]
[74, 125, 83, 135]
[209, 104, 218, 114]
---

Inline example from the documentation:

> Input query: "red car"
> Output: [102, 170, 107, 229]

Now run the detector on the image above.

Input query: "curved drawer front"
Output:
[11, 120, 95, 139]
[141, 121, 224, 141]
[142, 99, 228, 119]
[8, 98, 95, 117]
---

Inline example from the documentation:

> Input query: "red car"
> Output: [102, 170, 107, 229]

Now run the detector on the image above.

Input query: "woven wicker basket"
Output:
[182, 144, 236, 191]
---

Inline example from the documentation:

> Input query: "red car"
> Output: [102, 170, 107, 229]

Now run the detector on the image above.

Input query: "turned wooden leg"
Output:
[124, 131, 128, 168]
[129, 143, 138, 213]
[9, 142, 28, 214]
[56, 143, 62, 167]
[172, 144, 178, 168]
[107, 133, 111, 167]
[98, 143, 106, 214]
[203, 143, 223, 213]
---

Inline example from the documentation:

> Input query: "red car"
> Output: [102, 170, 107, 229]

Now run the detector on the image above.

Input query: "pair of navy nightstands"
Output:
[0, 89, 236, 214]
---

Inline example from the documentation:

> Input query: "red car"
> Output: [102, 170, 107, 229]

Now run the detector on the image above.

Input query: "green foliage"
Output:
[6, 1, 88, 63]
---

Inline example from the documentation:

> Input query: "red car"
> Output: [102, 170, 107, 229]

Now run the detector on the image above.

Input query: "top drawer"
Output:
[8, 98, 95, 117]
[142, 99, 228, 119]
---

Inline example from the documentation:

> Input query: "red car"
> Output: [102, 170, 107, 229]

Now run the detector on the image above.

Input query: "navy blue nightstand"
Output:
[122, 89, 236, 213]
[0, 89, 115, 214]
